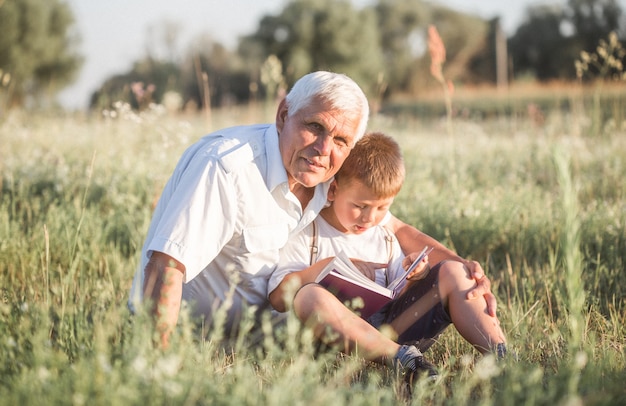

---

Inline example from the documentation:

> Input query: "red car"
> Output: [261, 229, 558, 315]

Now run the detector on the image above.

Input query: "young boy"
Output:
[268, 132, 507, 383]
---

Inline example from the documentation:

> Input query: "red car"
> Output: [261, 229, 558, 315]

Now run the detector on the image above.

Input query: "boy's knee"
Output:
[292, 283, 332, 317]
[438, 260, 471, 281]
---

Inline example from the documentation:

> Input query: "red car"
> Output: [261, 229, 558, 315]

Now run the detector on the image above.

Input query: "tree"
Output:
[374, 0, 490, 95]
[509, 0, 624, 81]
[509, 4, 570, 80]
[239, 0, 384, 97]
[568, 0, 623, 50]
[89, 33, 250, 112]
[374, 0, 428, 94]
[89, 57, 181, 111]
[182, 35, 251, 109]
[0, 0, 82, 108]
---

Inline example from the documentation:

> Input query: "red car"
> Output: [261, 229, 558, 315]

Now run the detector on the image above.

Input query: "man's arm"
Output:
[143, 251, 186, 348]
[387, 215, 497, 317]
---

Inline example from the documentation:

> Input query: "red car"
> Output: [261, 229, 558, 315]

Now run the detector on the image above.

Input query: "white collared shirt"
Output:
[129, 124, 329, 329]
[268, 212, 406, 296]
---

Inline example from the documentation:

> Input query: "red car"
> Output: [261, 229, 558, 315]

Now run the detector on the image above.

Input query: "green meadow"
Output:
[1, 93, 625, 404]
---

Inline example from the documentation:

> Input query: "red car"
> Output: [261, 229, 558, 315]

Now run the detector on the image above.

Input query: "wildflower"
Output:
[37, 366, 51, 381]
[428, 25, 446, 83]
[475, 354, 500, 380]
[574, 351, 588, 369]
[155, 354, 181, 378]
[427, 24, 454, 133]
[131, 355, 148, 374]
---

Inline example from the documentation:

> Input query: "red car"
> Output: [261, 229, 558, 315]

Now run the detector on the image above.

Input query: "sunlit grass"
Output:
[1, 98, 625, 404]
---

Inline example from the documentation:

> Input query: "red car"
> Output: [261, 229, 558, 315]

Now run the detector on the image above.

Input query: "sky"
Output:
[58, 0, 560, 110]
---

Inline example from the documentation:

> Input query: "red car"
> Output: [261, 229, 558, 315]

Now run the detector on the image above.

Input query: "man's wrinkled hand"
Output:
[465, 260, 497, 317]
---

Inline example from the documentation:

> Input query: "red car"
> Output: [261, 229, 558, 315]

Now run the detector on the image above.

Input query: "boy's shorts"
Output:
[368, 262, 451, 352]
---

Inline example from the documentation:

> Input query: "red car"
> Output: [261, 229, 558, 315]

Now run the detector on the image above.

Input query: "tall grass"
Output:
[1, 99, 625, 404]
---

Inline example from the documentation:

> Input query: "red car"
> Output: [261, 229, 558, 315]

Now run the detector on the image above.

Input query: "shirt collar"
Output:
[263, 124, 331, 233]
[264, 124, 288, 192]
[295, 180, 330, 234]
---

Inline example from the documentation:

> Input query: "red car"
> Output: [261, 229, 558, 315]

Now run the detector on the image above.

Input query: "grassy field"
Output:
[1, 93, 625, 405]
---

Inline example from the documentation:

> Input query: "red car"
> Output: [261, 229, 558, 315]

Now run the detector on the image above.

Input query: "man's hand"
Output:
[387, 215, 498, 317]
[464, 260, 497, 317]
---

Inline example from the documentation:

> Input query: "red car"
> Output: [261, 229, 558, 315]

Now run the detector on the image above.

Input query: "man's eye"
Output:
[334, 137, 349, 147]
[308, 122, 324, 133]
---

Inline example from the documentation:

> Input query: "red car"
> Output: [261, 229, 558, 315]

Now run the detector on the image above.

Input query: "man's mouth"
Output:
[305, 157, 325, 170]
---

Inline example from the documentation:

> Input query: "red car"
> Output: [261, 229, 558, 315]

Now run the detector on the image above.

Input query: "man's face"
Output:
[276, 97, 361, 189]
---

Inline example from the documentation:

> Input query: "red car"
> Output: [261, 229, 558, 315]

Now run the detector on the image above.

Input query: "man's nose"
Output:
[313, 134, 333, 155]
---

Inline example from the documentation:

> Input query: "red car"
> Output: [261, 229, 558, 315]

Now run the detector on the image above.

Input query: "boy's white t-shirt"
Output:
[268, 212, 407, 296]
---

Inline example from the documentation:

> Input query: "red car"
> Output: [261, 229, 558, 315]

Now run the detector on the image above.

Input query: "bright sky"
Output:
[58, 0, 562, 110]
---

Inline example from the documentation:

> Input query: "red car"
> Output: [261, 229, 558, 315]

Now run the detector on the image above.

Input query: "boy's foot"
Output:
[393, 344, 438, 387]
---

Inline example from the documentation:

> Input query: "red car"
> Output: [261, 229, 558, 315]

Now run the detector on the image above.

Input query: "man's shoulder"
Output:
[201, 124, 273, 173]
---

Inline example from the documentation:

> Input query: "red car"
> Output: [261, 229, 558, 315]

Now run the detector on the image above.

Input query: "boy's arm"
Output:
[269, 257, 334, 312]
[143, 251, 185, 349]
[387, 215, 498, 317]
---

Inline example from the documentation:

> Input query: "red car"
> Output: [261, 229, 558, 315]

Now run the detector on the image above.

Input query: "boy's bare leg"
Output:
[292, 283, 399, 362]
[435, 261, 506, 354]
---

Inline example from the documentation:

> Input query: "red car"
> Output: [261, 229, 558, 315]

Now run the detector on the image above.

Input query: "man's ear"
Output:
[275, 99, 288, 133]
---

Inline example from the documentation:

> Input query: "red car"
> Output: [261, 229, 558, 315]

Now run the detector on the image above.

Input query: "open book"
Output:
[315, 247, 431, 319]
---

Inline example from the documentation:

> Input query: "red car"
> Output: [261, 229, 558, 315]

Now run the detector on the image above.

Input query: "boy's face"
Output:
[275, 97, 360, 189]
[323, 179, 394, 234]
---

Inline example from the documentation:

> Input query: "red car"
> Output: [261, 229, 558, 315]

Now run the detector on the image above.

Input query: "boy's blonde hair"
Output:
[334, 132, 405, 198]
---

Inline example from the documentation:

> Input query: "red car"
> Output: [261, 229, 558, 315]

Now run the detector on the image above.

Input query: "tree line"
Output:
[0, 0, 624, 112]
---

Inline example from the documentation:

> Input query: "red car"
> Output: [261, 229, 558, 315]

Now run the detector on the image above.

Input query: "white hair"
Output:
[285, 71, 369, 142]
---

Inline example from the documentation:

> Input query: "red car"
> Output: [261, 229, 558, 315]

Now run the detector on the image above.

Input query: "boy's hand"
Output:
[402, 252, 431, 281]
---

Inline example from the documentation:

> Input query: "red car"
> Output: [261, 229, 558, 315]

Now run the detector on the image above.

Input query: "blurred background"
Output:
[0, 0, 624, 114]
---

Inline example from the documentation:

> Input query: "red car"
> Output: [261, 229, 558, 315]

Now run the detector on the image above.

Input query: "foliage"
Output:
[89, 58, 180, 112]
[1, 89, 625, 403]
[89, 39, 252, 112]
[91, 0, 495, 110]
[373, 0, 428, 92]
[575, 31, 626, 81]
[0, 0, 82, 109]
[85, 0, 626, 112]
[574, 31, 626, 136]
[3, 0, 626, 112]
[509, 0, 624, 81]
[239, 0, 384, 96]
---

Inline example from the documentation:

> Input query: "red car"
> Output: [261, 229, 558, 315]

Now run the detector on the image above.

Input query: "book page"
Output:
[316, 251, 393, 298]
